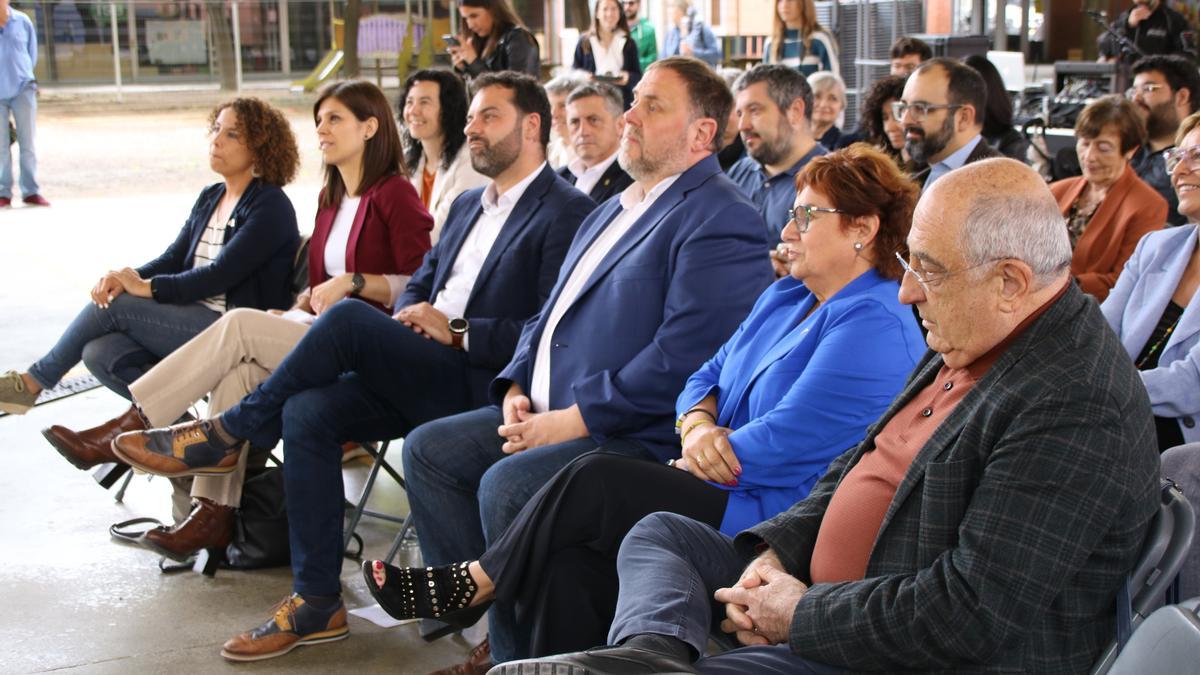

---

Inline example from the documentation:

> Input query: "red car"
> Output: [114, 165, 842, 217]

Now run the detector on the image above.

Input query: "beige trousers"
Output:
[128, 308, 310, 507]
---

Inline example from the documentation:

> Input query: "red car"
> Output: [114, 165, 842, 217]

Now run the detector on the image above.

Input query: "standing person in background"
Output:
[807, 72, 845, 149]
[573, 0, 642, 108]
[963, 54, 1030, 163]
[662, 0, 722, 67]
[450, 0, 540, 79]
[0, 0, 48, 207]
[401, 69, 489, 241]
[623, 0, 657, 73]
[1099, 0, 1194, 63]
[763, 0, 839, 77]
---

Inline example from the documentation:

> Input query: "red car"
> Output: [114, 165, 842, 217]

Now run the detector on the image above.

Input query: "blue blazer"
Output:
[491, 154, 774, 456]
[1102, 224, 1200, 442]
[398, 164, 595, 408]
[678, 269, 925, 535]
[662, 12, 722, 67]
[138, 179, 299, 311]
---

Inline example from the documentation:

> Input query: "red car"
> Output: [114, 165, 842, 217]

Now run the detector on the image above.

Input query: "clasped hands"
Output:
[673, 414, 741, 487]
[497, 383, 588, 454]
[91, 268, 151, 308]
[714, 549, 808, 647]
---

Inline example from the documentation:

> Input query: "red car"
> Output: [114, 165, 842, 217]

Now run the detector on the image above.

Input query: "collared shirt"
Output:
[568, 150, 620, 198]
[530, 172, 682, 412]
[432, 162, 546, 351]
[0, 8, 37, 99]
[726, 144, 827, 244]
[924, 134, 983, 190]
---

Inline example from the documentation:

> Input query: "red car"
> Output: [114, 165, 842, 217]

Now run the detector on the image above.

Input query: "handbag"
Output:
[223, 467, 291, 569]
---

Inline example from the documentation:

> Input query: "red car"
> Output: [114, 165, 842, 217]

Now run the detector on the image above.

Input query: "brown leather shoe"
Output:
[141, 497, 234, 562]
[431, 637, 492, 675]
[221, 594, 349, 662]
[42, 405, 146, 470]
[111, 418, 244, 477]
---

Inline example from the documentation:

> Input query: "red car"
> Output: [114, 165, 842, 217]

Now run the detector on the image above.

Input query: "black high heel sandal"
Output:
[361, 560, 491, 630]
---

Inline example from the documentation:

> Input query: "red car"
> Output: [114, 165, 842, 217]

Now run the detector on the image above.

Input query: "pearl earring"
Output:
[853, 242, 863, 250]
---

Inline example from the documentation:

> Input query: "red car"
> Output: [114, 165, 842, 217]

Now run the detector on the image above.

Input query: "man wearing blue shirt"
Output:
[726, 65, 826, 275]
[0, 0, 48, 207]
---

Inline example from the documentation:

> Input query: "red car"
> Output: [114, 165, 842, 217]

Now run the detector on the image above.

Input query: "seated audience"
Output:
[0, 98, 299, 415]
[726, 65, 826, 272]
[763, 0, 839, 77]
[1050, 95, 1166, 300]
[545, 71, 591, 169]
[899, 57, 1002, 189]
[47, 80, 433, 558]
[1128, 55, 1200, 226]
[557, 82, 635, 203]
[835, 75, 908, 167]
[1103, 111, 1200, 451]
[363, 145, 926, 670]
[401, 69, 489, 240]
[110, 72, 595, 661]
[716, 68, 747, 171]
[502, 158, 1162, 675]
[964, 54, 1030, 163]
[572, 0, 642, 107]
[807, 71, 845, 149]
[662, 0, 722, 67]
[889, 35, 931, 76]
[449, 0, 540, 79]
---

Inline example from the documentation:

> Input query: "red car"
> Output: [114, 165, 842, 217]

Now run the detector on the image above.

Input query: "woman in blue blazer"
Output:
[0, 98, 300, 413]
[1102, 117, 1200, 450]
[362, 145, 926, 664]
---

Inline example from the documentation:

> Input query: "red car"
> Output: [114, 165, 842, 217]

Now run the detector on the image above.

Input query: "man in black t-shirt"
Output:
[1100, 0, 1195, 63]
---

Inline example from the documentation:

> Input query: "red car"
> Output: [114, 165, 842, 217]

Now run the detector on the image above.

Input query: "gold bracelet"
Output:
[680, 418, 713, 444]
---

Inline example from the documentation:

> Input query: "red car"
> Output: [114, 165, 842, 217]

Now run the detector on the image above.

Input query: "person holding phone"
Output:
[448, 0, 540, 79]
[572, 0, 642, 108]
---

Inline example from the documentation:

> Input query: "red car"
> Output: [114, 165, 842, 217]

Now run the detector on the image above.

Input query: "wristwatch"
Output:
[349, 272, 365, 297]
[449, 317, 469, 349]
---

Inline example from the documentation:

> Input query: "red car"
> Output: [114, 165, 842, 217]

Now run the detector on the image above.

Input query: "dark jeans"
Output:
[219, 300, 476, 597]
[478, 452, 727, 663]
[29, 294, 219, 399]
[401, 410, 668, 661]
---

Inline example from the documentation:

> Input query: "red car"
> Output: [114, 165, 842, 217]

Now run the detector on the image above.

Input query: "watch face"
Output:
[449, 317, 469, 333]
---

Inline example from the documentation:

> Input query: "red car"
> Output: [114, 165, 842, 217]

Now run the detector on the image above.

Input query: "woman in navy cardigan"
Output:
[363, 145, 927, 665]
[0, 97, 300, 413]
[572, 0, 642, 108]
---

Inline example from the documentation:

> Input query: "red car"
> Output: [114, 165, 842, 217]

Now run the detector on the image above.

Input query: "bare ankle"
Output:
[21, 373, 42, 395]
[467, 561, 494, 604]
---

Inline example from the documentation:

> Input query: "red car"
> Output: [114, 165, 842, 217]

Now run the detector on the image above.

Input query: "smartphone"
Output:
[442, 34, 461, 48]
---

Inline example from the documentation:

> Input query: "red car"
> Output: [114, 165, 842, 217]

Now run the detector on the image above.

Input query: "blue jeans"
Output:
[401, 408, 663, 661]
[610, 512, 842, 674]
[0, 84, 39, 198]
[218, 300, 477, 597]
[28, 294, 220, 399]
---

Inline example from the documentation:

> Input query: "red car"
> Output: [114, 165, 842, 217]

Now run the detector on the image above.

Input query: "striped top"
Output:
[763, 28, 838, 77]
[192, 205, 229, 313]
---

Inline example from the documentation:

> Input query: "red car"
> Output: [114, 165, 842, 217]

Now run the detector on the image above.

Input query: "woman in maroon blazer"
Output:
[41, 81, 433, 559]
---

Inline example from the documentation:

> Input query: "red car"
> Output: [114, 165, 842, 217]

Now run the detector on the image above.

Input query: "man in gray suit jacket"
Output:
[498, 160, 1161, 675]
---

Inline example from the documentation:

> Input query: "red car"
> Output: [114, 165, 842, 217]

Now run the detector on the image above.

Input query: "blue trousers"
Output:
[610, 512, 842, 674]
[29, 294, 219, 399]
[0, 84, 38, 198]
[220, 300, 476, 597]
[401, 408, 664, 661]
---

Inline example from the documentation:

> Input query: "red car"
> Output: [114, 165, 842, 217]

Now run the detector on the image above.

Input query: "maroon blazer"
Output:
[309, 173, 433, 311]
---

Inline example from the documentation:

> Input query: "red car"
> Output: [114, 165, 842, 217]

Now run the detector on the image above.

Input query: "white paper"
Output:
[348, 603, 419, 628]
[280, 309, 317, 325]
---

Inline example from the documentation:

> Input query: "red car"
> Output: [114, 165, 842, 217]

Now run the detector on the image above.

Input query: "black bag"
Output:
[224, 467, 291, 569]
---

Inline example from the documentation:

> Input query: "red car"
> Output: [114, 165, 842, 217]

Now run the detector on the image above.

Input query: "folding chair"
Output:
[343, 439, 414, 564]
[1108, 597, 1200, 674]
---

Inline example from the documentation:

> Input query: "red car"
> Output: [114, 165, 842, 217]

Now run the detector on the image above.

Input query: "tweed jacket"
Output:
[736, 283, 1161, 673]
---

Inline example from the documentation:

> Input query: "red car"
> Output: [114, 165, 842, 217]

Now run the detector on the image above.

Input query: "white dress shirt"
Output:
[589, 34, 628, 76]
[431, 162, 547, 351]
[529, 173, 682, 412]
[568, 150, 620, 199]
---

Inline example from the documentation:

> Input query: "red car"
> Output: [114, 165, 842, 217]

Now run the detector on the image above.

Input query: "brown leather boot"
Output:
[41, 405, 147, 470]
[429, 637, 492, 675]
[141, 497, 234, 562]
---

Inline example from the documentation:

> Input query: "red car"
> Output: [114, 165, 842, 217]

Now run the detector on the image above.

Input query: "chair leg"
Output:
[344, 440, 390, 554]
[383, 513, 415, 564]
[112, 470, 134, 502]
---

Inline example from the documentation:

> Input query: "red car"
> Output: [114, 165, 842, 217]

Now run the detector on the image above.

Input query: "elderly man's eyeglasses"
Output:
[890, 101, 962, 122]
[1126, 83, 1168, 99]
[787, 204, 846, 233]
[1164, 145, 1200, 173]
[894, 252, 1002, 291]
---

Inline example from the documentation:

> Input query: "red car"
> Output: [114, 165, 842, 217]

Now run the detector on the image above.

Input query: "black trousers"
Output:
[478, 451, 729, 662]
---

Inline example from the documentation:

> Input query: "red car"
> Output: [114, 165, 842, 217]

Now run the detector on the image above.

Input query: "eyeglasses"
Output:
[787, 204, 846, 233]
[894, 251, 1002, 292]
[890, 101, 962, 122]
[1126, 83, 1168, 99]
[1164, 145, 1200, 173]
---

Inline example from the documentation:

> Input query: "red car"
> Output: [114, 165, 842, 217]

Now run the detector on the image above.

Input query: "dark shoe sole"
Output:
[0, 401, 33, 415]
[42, 427, 103, 470]
[219, 626, 349, 662]
[488, 665, 589, 675]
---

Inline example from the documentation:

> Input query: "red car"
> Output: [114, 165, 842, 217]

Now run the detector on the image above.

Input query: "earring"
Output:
[853, 242, 863, 251]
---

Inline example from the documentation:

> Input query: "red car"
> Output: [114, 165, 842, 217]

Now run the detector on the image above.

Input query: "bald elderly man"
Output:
[495, 159, 1161, 675]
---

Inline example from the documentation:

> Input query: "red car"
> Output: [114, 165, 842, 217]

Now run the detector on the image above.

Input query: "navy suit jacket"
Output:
[397, 164, 595, 408]
[557, 160, 634, 206]
[491, 154, 774, 456]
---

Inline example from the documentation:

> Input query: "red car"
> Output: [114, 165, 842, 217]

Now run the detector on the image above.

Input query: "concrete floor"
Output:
[0, 91, 485, 674]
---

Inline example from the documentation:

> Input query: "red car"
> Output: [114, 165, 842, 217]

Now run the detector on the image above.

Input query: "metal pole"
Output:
[110, 3, 122, 102]
[126, 1, 139, 81]
[1019, 0, 1030, 58]
[232, 0, 243, 91]
[279, 0, 291, 76]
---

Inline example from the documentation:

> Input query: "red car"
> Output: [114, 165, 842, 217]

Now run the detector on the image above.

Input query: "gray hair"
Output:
[545, 70, 591, 96]
[566, 82, 625, 118]
[716, 67, 744, 89]
[733, 63, 813, 121]
[807, 71, 846, 99]
[960, 194, 1072, 287]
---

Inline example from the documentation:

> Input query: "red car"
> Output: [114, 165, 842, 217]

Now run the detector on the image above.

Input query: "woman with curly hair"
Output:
[32, 82, 433, 559]
[836, 75, 909, 166]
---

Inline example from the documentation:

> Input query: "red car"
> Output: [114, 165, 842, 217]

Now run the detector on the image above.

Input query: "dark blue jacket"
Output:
[397, 164, 595, 407]
[139, 179, 299, 311]
[572, 35, 642, 107]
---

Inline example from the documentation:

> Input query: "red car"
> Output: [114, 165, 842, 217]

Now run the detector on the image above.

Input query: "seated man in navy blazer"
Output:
[109, 71, 596, 662]
[400, 55, 775, 663]
[557, 81, 635, 204]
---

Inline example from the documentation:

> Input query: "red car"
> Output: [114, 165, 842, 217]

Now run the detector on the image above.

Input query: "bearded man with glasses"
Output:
[1127, 55, 1200, 225]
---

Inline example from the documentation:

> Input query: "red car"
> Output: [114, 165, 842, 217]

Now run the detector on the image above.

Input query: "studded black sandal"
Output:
[361, 560, 490, 629]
